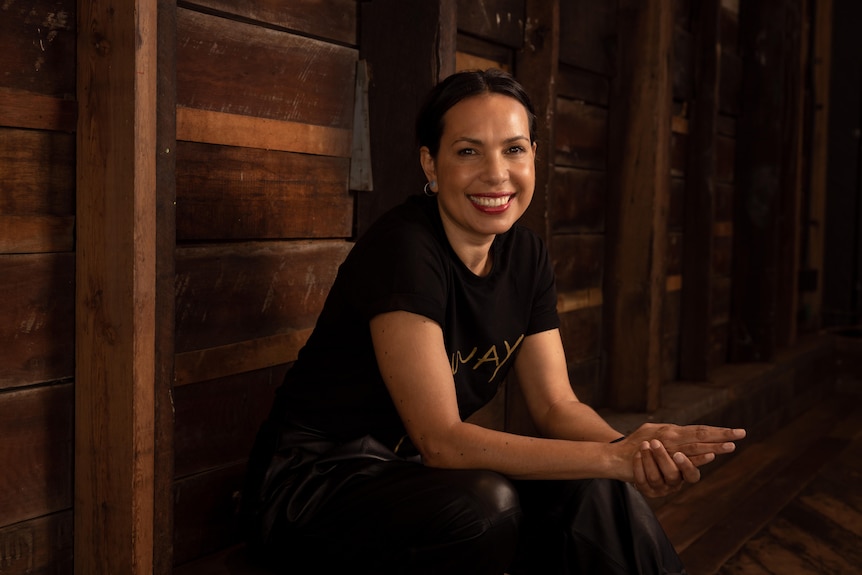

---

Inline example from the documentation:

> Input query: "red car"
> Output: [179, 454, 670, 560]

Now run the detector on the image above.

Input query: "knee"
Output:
[449, 469, 522, 535]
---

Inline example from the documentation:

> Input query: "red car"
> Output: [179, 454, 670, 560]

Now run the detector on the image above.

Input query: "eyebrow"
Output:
[451, 135, 530, 146]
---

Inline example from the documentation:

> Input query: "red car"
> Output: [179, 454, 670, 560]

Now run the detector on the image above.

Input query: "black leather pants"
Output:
[242, 423, 686, 575]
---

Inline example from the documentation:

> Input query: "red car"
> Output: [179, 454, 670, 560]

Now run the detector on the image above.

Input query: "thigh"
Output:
[268, 460, 521, 574]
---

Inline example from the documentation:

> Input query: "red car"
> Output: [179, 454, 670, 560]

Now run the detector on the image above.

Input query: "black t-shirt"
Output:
[271, 193, 560, 449]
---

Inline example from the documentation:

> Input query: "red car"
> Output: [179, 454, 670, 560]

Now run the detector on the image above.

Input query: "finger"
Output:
[633, 449, 647, 486]
[649, 440, 683, 487]
[687, 452, 716, 467]
[673, 451, 702, 484]
[640, 442, 664, 489]
[677, 441, 737, 458]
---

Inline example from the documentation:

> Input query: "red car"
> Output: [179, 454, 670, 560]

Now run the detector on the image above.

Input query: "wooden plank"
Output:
[186, 0, 356, 45]
[798, 0, 832, 333]
[174, 370, 281, 478]
[0, 89, 76, 132]
[175, 330, 310, 387]
[174, 241, 351, 353]
[550, 167, 605, 233]
[0, 127, 75, 214]
[559, 305, 602, 365]
[550, 234, 603, 293]
[357, 0, 456, 235]
[456, 35, 514, 71]
[75, 0, 157, 572]
[155, 1, 178, 571]
[557, 64, 608, 106]
[557, 289, 603, 314]
[657, 396, 855, 554]
[176, 141, 352, 241]
[0, 253, 74, 390]
[457, 0, 524, 47]
[559, 0, 616, 75]
[679, 0, 721, 382]
[0, 215, 74, 254]
[554, 98, 607, 170]
[604, 0, 673, 411]
[177, 8, 356, 130]
[0, 384, 73, 526]
[516, 0, 559, 240]
[0, 511, 73, 575]
[0, 1, 76, 98]
[176, 107, 352, 158]
[172, 463, 246, 567]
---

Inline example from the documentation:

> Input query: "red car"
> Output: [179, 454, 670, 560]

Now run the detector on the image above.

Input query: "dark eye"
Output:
[507, 145, 526, 154]
[457, 148, 477, 156]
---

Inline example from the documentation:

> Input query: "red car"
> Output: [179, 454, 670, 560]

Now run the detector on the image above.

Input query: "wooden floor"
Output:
[654, 389, 862, 575]
[177, 388, 862, 575]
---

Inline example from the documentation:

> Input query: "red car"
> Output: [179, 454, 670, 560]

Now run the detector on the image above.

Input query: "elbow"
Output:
[413, 433, 469, 469]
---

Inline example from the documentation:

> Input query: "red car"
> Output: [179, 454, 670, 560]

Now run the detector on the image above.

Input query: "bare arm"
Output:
[370, 312, 744, 487]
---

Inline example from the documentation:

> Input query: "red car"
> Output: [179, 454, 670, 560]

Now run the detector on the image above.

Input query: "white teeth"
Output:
[470, 195, 511, 208]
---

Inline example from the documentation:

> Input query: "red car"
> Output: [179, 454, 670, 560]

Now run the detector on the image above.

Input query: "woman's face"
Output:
[421, 92, 536, 246]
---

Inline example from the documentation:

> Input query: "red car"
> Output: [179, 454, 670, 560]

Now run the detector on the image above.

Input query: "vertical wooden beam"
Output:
[75, 0, 157, 573]
[730, 0, 801, 361]
[775, 0, 807, 348]
[800, 0, 833, 331]
[604, 0, 673, 411]
[154, 0, 177, 573]
[680, 0, 722, 381]
[357, 0, 457, 236]
[516, 0, 559, 243]
[506, 0, 559, 433]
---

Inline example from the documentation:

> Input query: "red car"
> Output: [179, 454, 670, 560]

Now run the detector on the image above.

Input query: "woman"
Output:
[241, 69, 745, 574]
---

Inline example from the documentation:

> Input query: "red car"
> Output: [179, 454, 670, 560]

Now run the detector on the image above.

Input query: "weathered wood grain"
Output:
[0, 215, 74, 254]
[457, 0, 524, 47]
[0, 127, 75, 214]
[0, 511, 73, 575]
[185, 0, 356, 45]
[0, 89, 76, 132]
[456, 34, 514, 71]
[0, 1, 76, 98]
[177, 8, 356, 129]
[554, 98, 607, 170]
[175, 107, 352, 158]
[558, 305, 602, 365]
[174, 369, 283, 478]
[550, 167, 605, 234]
[0, 384, 73, 527]
[0, 254, 74, 390]
[75, 0, 158, 572]
[550, 234, 603, 293]
[173, 462, 246, 567]
[557, 63, 608, 106]
[174, 330, 310, 387]
[176, 141, 352, 241]
[604, 0, 672, 410]
[174, 241, 352, 353]
[559, 0, 616, 76]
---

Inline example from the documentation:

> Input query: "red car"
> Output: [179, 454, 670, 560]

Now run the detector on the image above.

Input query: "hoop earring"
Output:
[423, 181, 437, 196]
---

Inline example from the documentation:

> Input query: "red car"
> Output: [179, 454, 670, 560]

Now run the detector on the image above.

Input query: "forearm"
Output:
[420, 420, 634, 482]
[535, 398, 624, 443]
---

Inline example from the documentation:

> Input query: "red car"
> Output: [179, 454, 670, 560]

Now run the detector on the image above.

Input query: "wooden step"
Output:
[654, 393, 862, 575]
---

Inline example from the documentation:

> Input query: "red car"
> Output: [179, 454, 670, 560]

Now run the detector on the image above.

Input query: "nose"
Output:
[481, 152, 508, 185]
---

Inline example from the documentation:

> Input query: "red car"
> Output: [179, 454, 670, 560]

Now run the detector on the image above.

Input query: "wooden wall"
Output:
[170, 1, 357, 567]
[0, 1, 76, 572]
[0, 0, 833, 572]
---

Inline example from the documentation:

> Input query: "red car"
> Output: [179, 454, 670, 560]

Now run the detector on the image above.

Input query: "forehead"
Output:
[441, 93, 530, 137]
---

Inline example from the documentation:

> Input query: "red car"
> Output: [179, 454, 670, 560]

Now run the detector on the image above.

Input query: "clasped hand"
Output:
[621, 423, 746, 498]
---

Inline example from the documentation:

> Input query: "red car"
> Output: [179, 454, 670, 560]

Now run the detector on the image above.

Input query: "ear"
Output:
[419, 146, 437, 183]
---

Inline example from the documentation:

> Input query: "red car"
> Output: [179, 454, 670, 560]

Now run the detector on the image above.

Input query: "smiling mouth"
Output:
[469, 195, 513, 208]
